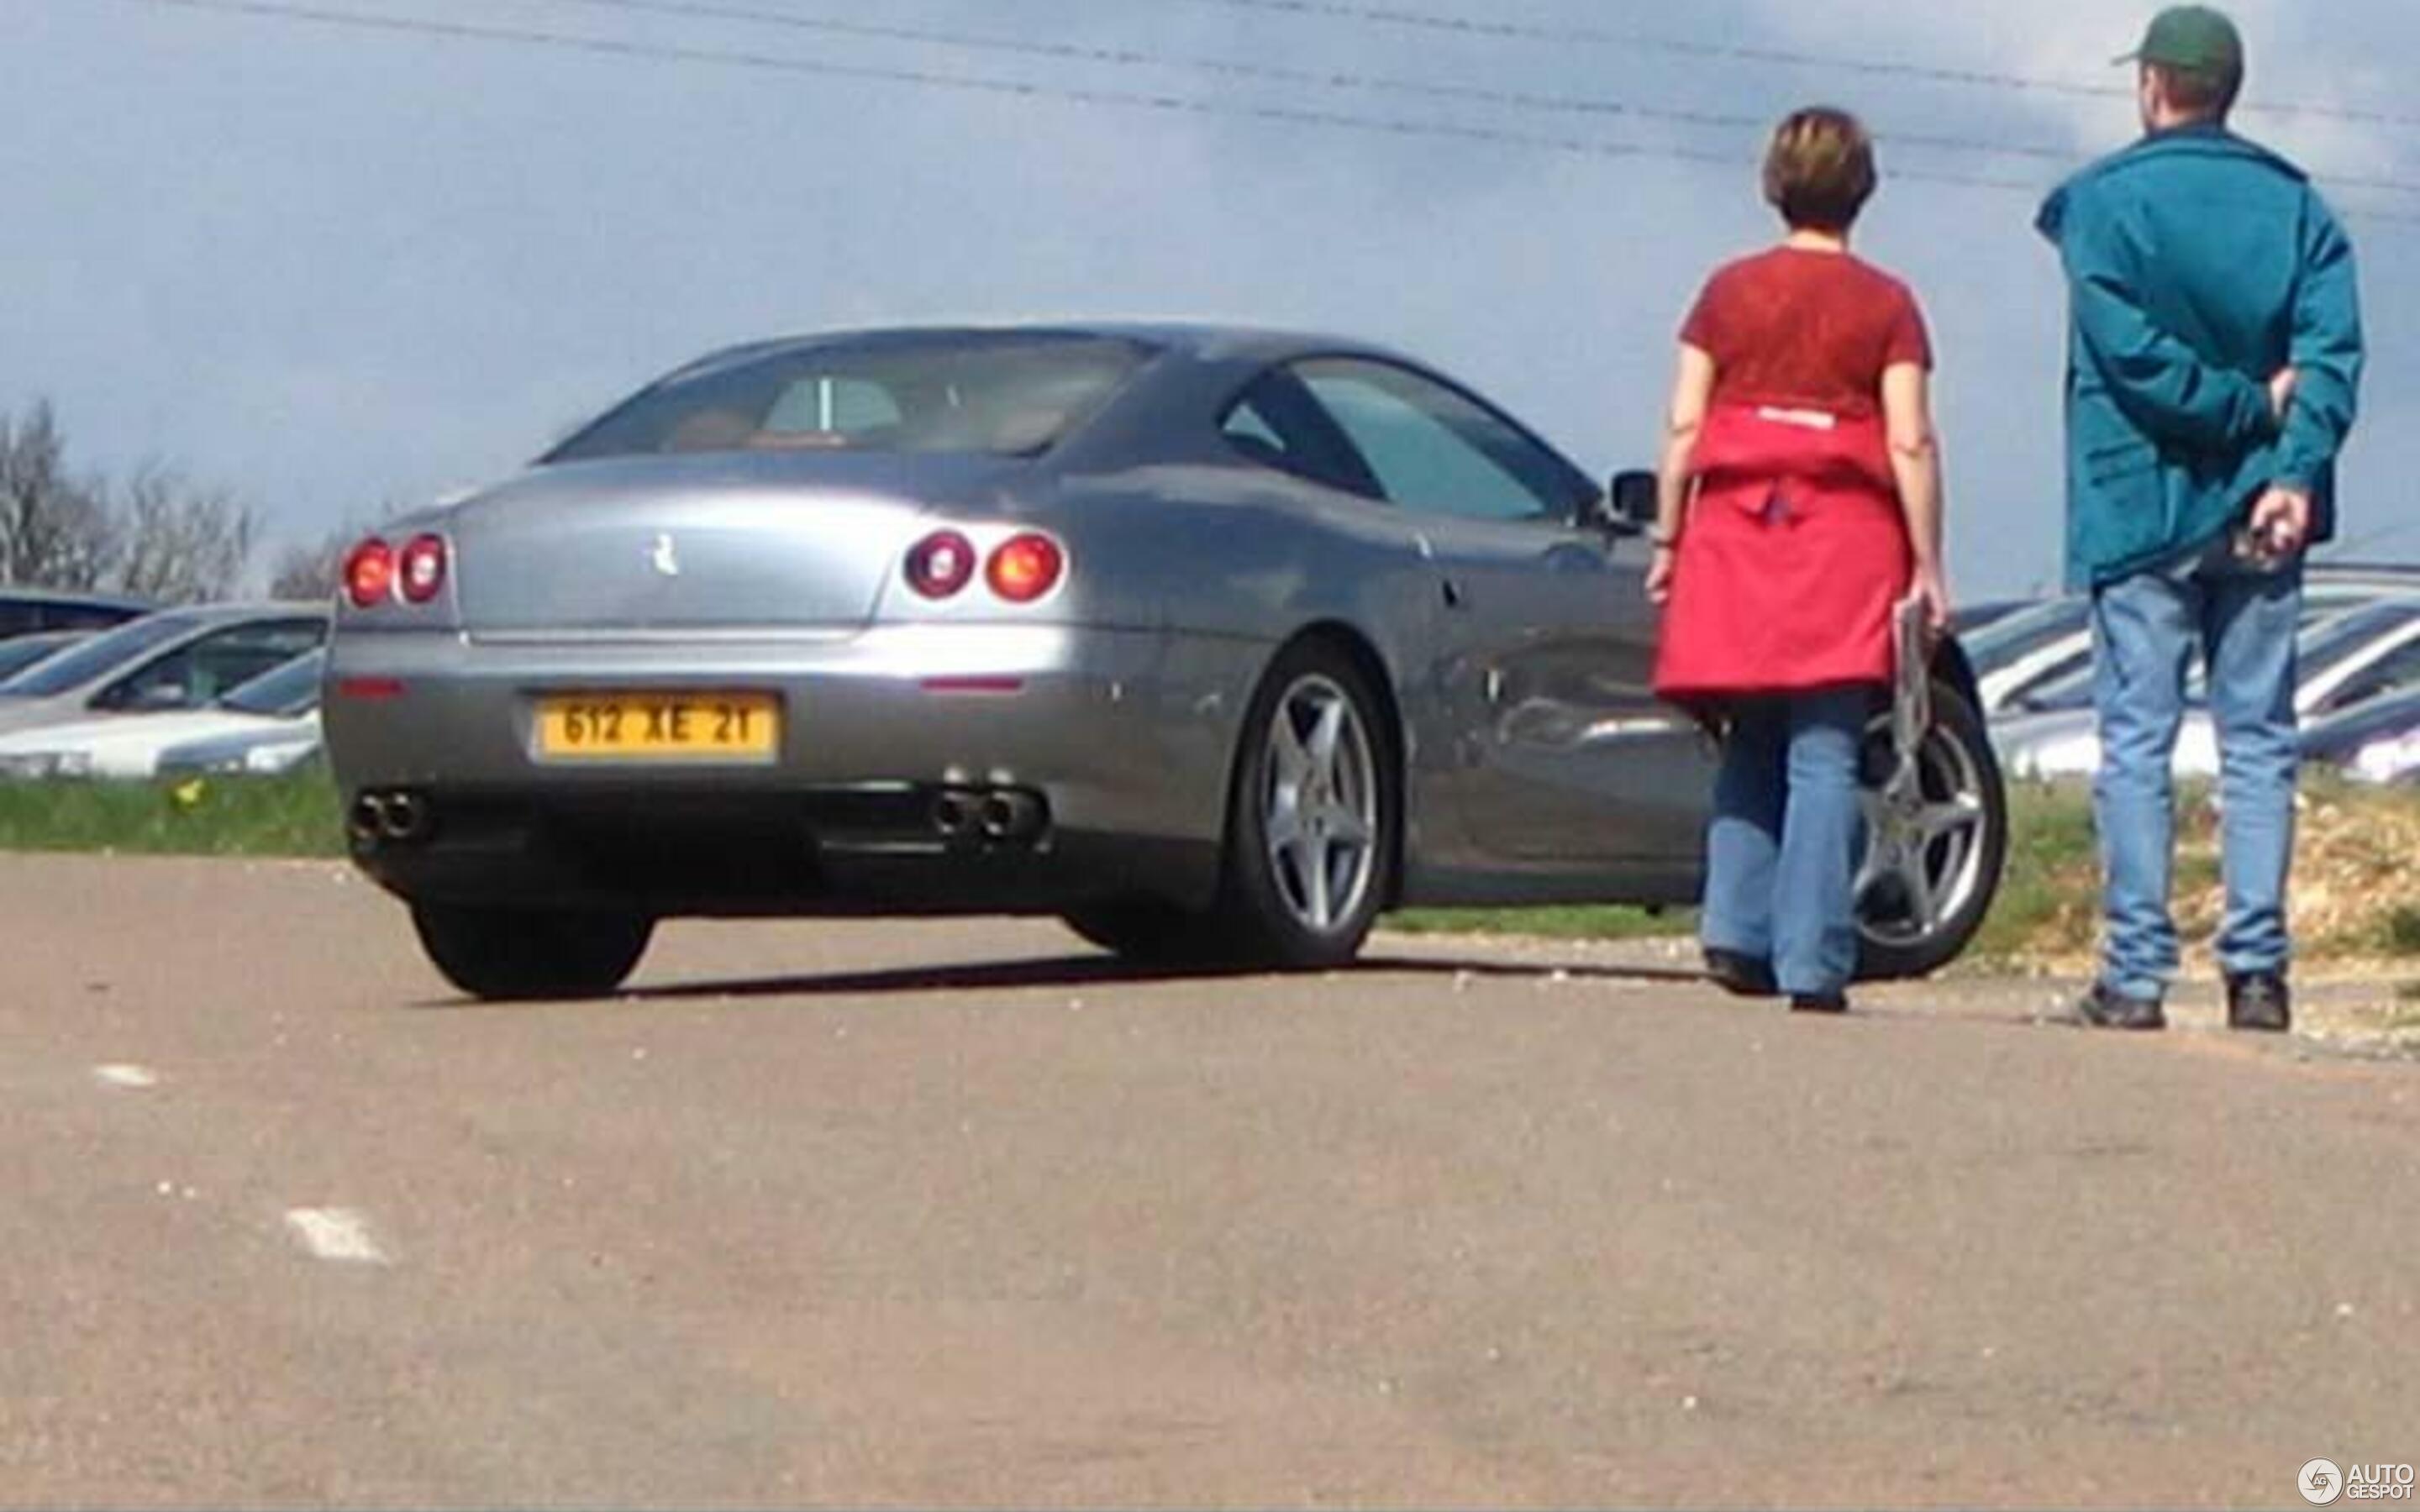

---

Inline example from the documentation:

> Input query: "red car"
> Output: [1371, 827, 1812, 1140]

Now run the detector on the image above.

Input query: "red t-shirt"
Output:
[1680, 248, 1932, 419]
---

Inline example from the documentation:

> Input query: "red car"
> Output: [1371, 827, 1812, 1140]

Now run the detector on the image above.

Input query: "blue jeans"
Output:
[2092, 550, 2302, 1001]
[1700, 687, 1870, 997]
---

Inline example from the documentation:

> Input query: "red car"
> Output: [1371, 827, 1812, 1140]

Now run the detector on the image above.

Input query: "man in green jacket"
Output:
[2036, 5, 2363, 1033]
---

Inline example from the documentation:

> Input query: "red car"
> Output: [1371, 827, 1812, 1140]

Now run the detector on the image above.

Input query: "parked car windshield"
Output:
[0, 612, 197, 698]
[0, 631, 88, 682]
[219, 649, 326, 719]
[545, 333, 1152, 463]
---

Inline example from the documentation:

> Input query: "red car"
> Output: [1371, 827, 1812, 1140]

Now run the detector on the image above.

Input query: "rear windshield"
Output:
[0, 612, 196, 698]
[546, 333, 1151, 464]
[220, 649, 326, 718]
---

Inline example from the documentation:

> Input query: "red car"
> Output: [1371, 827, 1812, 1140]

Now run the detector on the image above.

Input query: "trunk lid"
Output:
[447, 453, 1020, 635]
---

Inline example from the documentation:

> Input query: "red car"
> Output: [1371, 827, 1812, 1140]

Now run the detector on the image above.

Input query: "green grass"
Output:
[1968, 780, 2098, 959]
[0, 769, 346, 858]
[1386, 904, 1688, 942]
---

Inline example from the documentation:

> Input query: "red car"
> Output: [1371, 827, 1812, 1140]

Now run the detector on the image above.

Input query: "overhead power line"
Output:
[1178, 0, 2420, 133]
[527, 0, 2420, 198]
[104, 0, 2420, 226]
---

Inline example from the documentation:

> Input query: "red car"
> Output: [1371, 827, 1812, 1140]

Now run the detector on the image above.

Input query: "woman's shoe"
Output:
[1703, 948, 1779, 999]
[1789, 992, 1849, 1014]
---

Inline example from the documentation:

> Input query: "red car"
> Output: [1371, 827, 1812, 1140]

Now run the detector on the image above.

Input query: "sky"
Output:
[13, 0, 2420, 596]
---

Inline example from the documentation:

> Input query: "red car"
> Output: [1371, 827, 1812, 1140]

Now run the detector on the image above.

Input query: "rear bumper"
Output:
[345, 787, 1217, 916]
[324, 622, 1262, 916]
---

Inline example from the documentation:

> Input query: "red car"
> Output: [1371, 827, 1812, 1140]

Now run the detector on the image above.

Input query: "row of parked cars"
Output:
[5, 561, 2419, 791]
[1962, 564, 2420, 785]
[0, 588, 328, 780]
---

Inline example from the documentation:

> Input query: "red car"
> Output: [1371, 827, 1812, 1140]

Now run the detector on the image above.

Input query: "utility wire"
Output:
[527, 0, 2420, 198]
[1178, 0, 2420, 133]
[103, 0, 2420, 225]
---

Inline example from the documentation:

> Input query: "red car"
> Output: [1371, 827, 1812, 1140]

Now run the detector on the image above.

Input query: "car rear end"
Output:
[324, 331, 1226, 921]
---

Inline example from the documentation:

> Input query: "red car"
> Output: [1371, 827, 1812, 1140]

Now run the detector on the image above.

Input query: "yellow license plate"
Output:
[535, 692, 781, 761]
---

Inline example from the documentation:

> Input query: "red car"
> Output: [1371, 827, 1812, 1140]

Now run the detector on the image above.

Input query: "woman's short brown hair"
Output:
[1763, 108, 1877, 233]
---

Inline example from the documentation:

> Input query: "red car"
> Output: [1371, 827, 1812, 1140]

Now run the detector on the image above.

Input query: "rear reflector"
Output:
[920, 676, 1026, 696]
[335, 677, 407, 701]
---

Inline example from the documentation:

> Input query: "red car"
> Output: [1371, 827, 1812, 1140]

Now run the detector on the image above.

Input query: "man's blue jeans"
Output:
[1700, 687, 1870, 998]
[2091, 551, 2302, 1002]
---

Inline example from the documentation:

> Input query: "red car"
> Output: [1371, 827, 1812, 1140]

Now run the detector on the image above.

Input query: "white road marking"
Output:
[284, 1208, 390, 1265]
[94, 1063, 160, 1089]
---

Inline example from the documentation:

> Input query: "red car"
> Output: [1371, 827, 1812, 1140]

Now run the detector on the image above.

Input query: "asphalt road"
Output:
[4, 853, 2415, 1508]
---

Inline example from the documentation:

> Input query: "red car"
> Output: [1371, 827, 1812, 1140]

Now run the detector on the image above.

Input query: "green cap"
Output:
[2117, 5, 2244, 76]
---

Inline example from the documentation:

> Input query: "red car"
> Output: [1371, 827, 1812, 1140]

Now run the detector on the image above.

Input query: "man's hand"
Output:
[2269, 367, 2299, 425]
[2247, 485, 2312, 560]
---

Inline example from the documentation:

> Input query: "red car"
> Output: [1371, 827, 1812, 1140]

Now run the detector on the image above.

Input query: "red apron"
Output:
[1652, 402, 1913, 702]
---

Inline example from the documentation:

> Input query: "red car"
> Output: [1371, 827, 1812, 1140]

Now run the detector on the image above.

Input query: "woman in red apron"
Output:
[1647, 108, 1951, 1013]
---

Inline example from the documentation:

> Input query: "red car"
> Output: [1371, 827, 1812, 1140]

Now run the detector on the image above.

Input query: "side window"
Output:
[93, 620, 325, 712]
[1293, 360, 1576, 523]
[1217, 375, 1383, 498]
[45, 605, 134, 633]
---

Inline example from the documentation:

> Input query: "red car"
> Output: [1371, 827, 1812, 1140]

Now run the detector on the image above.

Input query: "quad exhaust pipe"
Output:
[929, 786, 1047, 845]
[350, 789, 436, 846]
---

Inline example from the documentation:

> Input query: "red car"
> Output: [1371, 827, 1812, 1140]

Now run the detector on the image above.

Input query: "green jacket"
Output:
[2037, 124, 2363, 589]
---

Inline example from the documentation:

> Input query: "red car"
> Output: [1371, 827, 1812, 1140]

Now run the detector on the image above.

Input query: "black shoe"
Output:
[1703, 948, 1778, 999]
[2065, 982, 2167, 1032]
[1790, 992, 1849, 1015]
[2225, 972, 2292, 1033]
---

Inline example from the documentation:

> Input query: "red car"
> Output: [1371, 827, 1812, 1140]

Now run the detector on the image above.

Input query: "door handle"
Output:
[1441, 577, 1468, 610]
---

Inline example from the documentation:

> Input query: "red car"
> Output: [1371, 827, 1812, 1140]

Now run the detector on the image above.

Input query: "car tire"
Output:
[1206, 640, 1398, 970]
[410, 902, 655, 1001]
[1853, 680, 2008, 981]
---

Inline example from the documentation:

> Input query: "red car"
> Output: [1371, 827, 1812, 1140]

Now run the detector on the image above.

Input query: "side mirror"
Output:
[1608, 470, 1658, 533]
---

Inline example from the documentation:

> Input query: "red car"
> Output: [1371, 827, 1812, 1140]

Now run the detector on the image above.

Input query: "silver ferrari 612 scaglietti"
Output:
[325, 324, 2005, 1000]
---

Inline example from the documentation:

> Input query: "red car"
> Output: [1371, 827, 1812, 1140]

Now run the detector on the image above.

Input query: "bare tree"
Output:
[111, 463, 260, 606]
[0, 401, 115, 590]
[0, 399, 261, 602]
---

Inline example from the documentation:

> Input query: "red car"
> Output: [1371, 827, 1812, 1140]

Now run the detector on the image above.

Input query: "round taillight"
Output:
[397, 534, 448, 604]
[905, 530, 977, 599]
[986, 533, 1065, 604]
[344, 538, 395, 607]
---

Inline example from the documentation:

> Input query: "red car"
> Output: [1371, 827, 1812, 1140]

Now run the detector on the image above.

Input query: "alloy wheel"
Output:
[1856, 715, 1992, 951]
[1260, 673, 1381, 935]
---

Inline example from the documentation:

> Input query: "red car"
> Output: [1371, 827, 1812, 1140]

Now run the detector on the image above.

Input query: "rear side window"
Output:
[548, 334, 1152, 462]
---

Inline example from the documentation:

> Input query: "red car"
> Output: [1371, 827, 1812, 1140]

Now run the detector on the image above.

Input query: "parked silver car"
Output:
[1993, 596, 2420, 780]
[325, 325, 2007, 1000]
[0, 604, 329, 739]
